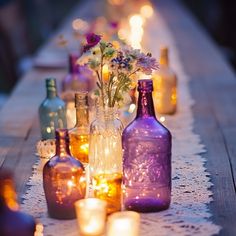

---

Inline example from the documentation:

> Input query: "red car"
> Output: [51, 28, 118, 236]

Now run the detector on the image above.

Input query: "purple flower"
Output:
[83, 33, 101, 52]
[136, 53, 159, 75]
[109, 21, 119, 29]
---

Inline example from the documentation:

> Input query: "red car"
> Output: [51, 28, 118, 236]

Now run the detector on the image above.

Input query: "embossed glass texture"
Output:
[122, 79, 172, 212]
[43, 129, 86, 219]
[39, 78, 67, 140]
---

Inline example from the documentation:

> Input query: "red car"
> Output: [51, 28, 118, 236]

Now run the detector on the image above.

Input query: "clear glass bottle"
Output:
[61, 53, 96, 128]
[39, 78, 67, 140]
[122, 79, 172, 212]
[0, 170, 36, 236]
[69, 92, 89, 164]
[89, 105, 123, 214]
[152, 46, 177, 114]
[43, 129, 86, 219]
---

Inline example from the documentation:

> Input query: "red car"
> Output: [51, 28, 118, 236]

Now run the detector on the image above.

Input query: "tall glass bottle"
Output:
[61, 53, 96, 128]
[39, 78, 67, 140]
[89, 105, 123, 214]
[122, 79, 171, 212]
[152, 46, 177, 114]
[0, 170, 36, 236]
[69, 92, 89, 164]
[43, 129, 86, 219]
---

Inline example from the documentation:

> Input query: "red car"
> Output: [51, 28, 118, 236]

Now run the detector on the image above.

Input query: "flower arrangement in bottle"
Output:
[79, 33, 158, 213]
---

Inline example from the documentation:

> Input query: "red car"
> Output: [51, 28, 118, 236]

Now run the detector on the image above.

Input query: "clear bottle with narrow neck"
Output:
[69, 92, 89, 164]
[152, 46, 177, 115]
[43, 129, 86, 219]
[122, 79, 172, 212]
[39, 78, 67, 140]
[0, 170, 36, 236]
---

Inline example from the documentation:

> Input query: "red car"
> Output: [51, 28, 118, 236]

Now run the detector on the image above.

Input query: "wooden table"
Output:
[0, 0, 236, 235]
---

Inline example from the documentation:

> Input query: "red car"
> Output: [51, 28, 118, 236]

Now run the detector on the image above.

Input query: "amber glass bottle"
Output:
[69, 92, 89, 164]
[43, 129, 86, 219]
[0, 170, 36, 236]
[152, 47, 177, 115]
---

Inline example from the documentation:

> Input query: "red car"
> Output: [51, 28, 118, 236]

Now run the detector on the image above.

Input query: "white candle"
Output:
[107, 211, 140, 236]
[75, 198, 107, 236]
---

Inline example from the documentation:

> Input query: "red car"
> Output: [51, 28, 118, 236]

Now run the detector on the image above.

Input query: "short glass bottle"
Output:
[0, 170, 36, 236]
[89, 105, 123, 214]
[39, 78, 67, 140]
[122, 79, 172, 212]
[69, 92, 89, 164]
[152, 46, 177, 114]
[43, 129, 86, 219]
[61, 53, 95, 128]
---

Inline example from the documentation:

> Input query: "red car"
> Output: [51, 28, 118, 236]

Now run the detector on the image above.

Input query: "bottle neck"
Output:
[46, 87, 57, 99]
[136, 91, 156, 118]
[96, 106, 116, 122]
[160, 49, 169, 67]
[55, 130, 71, 157]
[0, 179, 19, 211]
[75, 106, 89, 127]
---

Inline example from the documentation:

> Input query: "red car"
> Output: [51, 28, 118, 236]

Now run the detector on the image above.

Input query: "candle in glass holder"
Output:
[75, 198, 107, 236]
[92, 172, 122, 214]
[107, 211, 140, 236]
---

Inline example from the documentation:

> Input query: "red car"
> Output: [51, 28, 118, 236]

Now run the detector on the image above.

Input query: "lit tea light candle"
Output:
[107, 211, 140, 236]
[75, 198, 107, 236]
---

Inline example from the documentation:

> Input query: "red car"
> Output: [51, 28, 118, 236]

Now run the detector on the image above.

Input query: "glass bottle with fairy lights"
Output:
[122, 79, 172, 212]
[43, 129, 86, 219]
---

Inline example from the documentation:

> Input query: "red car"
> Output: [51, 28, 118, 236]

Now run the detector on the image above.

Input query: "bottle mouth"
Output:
[46, 78, 56, 88]
[137, 79, 153, 92]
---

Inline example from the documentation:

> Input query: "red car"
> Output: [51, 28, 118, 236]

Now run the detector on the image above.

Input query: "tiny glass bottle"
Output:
[39, 78, 67, 140]
[61, 53, 96, 128]
[69, 92, 89, 164]
[43, 129, 86, 219]
[89, 104, 123, 214]
[122, 79, 172, 212]
[152, 46, 177, 115]
[0, 170, 36, 236]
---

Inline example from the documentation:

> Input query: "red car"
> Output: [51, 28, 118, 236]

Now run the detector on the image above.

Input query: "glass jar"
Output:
[122, 79, 172, 212]
[89, 106, 123, 214]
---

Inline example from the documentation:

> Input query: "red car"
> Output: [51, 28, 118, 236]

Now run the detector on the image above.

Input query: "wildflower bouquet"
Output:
[80, 33, 158, 108]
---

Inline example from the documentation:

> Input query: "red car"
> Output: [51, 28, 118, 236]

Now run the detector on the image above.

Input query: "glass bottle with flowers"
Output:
[79, 33, 158, 213]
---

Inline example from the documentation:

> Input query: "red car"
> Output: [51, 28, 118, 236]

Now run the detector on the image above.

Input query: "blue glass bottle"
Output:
[39, 78, 67, 140]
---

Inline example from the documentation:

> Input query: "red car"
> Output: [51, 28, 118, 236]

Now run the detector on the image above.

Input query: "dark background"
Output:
[0, 0, 235, 95]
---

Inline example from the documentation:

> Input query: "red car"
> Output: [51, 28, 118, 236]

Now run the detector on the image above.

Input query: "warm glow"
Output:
[160, 116, 166, 122]
[46, 127, 51, 133]
[72, 18, 88, 32]
[128, 104, 136, 113]
[129, 15, 144, 27]
[129, 14, 144, 49]
[75, 198, 107, 236]
[107, 211, 140, 236]
[108, 0, 125, 6]
[34, 223, 44, 236]
[140, 4, 154, 18]
[118, 28, 128, 41]
[102, 64, 110, 82]
[93, 173, 122, 214]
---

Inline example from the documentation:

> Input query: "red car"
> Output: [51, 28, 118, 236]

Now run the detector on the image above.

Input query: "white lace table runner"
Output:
[21, 4, 221, 236]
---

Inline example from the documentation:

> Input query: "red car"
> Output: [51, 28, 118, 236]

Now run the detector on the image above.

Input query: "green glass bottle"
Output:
[39, 78, 67, 140]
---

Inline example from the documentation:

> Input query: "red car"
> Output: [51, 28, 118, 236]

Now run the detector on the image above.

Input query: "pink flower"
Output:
[83, 33, 101, 52]
[136, 53, 159, 75]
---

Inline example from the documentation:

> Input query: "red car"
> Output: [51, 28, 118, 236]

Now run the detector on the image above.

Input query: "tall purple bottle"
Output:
[122, 79, 171, 212]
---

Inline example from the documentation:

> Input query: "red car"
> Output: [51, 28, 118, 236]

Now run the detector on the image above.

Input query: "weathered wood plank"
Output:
[156, 0, 236, 235]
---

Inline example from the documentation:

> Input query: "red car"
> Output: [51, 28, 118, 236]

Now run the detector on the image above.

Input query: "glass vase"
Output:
[89, 106, 123, 214]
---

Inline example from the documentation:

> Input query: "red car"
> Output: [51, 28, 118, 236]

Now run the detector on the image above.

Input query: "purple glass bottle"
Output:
[122, 79, 171, 212]
[43, 129, 86, 219]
